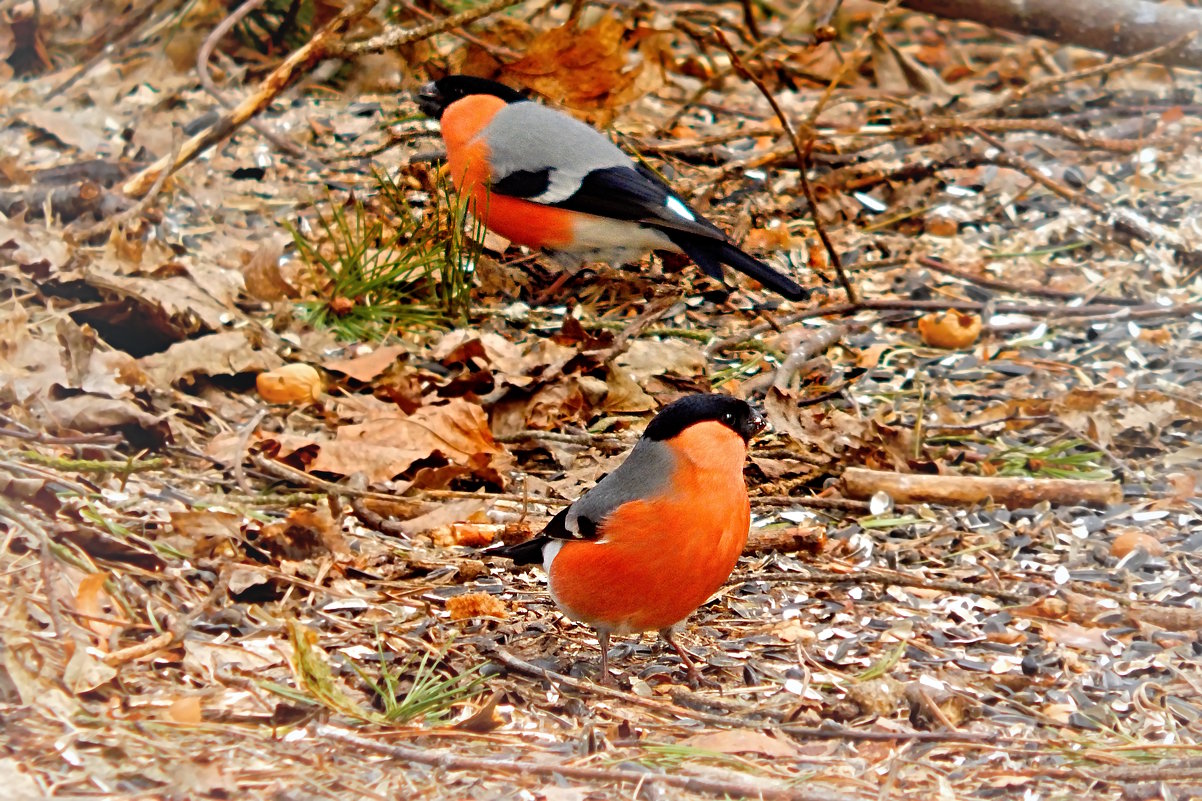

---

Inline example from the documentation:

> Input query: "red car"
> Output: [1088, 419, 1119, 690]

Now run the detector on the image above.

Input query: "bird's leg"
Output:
[659, 628, 710, 688]
[596, 629, 611, 685]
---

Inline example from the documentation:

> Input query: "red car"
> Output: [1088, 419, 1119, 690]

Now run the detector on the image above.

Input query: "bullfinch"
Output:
[494, 393, 765, 685]
[416, 75, 808, 301]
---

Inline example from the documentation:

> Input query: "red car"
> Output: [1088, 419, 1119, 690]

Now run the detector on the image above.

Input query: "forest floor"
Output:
[3, 1, 1202, 799]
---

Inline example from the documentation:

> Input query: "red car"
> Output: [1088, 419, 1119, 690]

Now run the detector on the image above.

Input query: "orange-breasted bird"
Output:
[494, 394, 765, 685]
[416, 75, 808, 301]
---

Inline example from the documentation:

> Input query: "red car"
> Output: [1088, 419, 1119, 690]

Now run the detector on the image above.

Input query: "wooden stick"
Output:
[121, 0, 374, 197]
[901, 1, 1202, 70]
[840, 467, 1121, 509]
[314, 724, 855, 801]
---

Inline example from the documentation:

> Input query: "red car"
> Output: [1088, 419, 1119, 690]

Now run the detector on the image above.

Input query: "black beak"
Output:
[416, 81, 445, 119]
[750, 408, 767, 436]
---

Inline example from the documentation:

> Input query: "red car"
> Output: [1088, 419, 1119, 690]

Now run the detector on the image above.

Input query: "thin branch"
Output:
[712, 28, 856, 303]
[315, 723, 858, 801]
[483, 644, 1001, 744]
[196, 0, 309, 160]
[916, 256, 1138, 306]
[330, 0, 526, 57]
[121, 0, 375, 197]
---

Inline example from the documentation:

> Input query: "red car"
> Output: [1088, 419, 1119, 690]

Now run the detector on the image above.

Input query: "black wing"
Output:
[488, 163, 808, 300]
[489, 505, 601, 566]
[552, 165, 727, 240]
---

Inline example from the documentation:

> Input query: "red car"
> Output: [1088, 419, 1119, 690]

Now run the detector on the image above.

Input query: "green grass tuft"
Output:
[356, 635, 486, 725]
[989, 438, 1112, 480]
[291, 170, 480, 340]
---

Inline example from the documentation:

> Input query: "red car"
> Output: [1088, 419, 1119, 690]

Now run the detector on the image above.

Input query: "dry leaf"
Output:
[74, 572, 124, 648]
[257, 506, 349, 561]
[918, 310, 982, 349]
[323, 345, 407, 383]
[165, 696, 204, 724]
[432, 522, 503, 548]
[402, 499, 487, 538]
[454, 692, 507, 732]
[446, 592, 508, 620]
[502, 14, 640, 111]
[63, 646, 117, 693]
[140, 330, 284, 387]
[680, 729, 798, 757]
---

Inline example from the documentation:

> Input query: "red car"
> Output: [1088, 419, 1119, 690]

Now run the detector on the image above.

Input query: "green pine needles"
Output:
[292, 170, 481, 340]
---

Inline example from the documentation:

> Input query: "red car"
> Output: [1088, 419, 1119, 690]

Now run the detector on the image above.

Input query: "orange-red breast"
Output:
[494, 394, 765, 685]
[416, 75, 808, 301]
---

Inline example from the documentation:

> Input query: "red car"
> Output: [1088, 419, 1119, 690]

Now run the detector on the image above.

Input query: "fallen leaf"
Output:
[74, 572, 124, 648]
[502, 14, 641, 113]
[257, 505, 349, 561]
[63, 645, 117, 693]
[323, 344, 408, 383]
[165, 696, 204, 724]
[431, 521, 503, 548]
[918, 310, 982, 349]
[680, 729, 798, 757]
[140, 330, 284, 386]
[398, 498, 487, 538]
[454, 693, 506, 732]
[615, 338, 707, 381]
[446, 592, 508, 620]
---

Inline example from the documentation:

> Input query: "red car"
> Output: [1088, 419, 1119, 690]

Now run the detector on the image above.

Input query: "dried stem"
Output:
[122, 0, 376, 197]
[713, 28, 856, 303]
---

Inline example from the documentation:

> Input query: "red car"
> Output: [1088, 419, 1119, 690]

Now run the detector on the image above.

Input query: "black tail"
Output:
[668, 233, 808, 301]
[490, 535, 549, 565]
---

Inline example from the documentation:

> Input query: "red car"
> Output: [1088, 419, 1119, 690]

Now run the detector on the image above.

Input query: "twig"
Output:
[805, 0, 903, 128]
[102, 630, 174, 666]
[983, 149, 1106, 215]
[250, 453, 406, 503]
[196, 0, 309, 160]
[970, 30, 1200, 118]
[740, 566, 1033, 604]
[484, 643, 999, 743]
[45, 0, 162, 100]
[416, 488, 570, 506]
[495, 430, 629, 449]
[103, 577, 227, 666]
[600, 292, 684, 365]
[330, 0, 525, 57]
[16, 450, 168, 473]
[71, 128, 181, 239]
[348, 496, 420, 539]
[800, 137, 855, 299]
[713, 29, 856, 303]
[916, 256, 1138, 306]
[234, 408, 269, 494]
[753, 494, 872, 512]
[0, 499, 74, 639]
[314, 723, 856, 801]
[397, 0, 520, 61]
[707, 297, 1202, 355]
[877, 116, 1171, 154]
[656, 15, 794, 136]
[773, 324, 848, 390]
[0, 420, 123, 446]
[121, 0, 375, 197]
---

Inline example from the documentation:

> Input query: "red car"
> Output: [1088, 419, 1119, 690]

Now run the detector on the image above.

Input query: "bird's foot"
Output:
[685, 668, 722, 691]
[659, 628, 719, 690]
